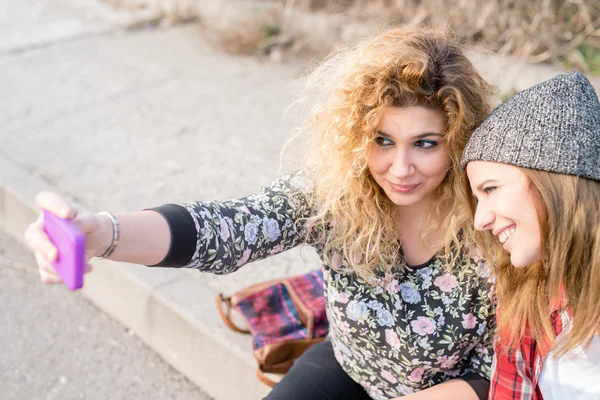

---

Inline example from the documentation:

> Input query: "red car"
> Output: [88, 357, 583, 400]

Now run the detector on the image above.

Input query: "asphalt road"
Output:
[0, 230, 212, 400]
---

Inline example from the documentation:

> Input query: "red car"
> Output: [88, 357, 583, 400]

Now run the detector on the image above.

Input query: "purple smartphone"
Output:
[43, 210, 86, 290]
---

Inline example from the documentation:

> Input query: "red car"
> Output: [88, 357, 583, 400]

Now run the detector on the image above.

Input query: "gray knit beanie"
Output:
[461, 71, 600, 181]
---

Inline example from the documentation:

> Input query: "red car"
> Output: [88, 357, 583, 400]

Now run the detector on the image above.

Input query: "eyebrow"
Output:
[377, 130, 443, 139]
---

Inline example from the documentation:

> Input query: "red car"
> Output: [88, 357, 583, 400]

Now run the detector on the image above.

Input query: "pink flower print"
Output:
[270, 243, 284, 255]
[219, 218, 230, 240]
[488, 284, 496, 299]
[410, 316, 436, 335]
[385, 329, 401, 349]
[439, 354, 460, 369]
[335, 292, 350, 304]
[408, 368, 424, 383]
[339, 321, 351, 335]
[434, 273, 458, 292]
[462, 313, 477, 329]
[381, 370, 397, 384]
[386, 279, 400, 294]
[240, 205, 251, 214]
[236, 249, 251, 266]
[384, 272, 394, 284]
[468, 247, 484, 263]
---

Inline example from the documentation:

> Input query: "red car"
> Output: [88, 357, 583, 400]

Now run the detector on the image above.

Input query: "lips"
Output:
[389, 182, 419, 193]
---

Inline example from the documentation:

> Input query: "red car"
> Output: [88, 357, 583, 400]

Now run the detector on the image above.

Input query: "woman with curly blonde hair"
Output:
[25, 28, 495, 399]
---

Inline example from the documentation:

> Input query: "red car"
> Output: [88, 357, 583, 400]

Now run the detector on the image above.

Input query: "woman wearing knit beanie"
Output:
[462, 71, 600, 399]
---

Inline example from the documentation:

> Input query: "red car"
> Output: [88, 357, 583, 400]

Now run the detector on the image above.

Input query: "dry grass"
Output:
[104, 0, 600, 72]
[275, 0, 600, 73]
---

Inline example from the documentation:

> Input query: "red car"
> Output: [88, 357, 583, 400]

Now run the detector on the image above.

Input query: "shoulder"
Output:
[439, 245, 494, 282]
[263, 171, 314, 197]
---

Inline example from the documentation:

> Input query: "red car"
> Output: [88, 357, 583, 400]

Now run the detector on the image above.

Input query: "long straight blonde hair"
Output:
[473, 169, 600, 355]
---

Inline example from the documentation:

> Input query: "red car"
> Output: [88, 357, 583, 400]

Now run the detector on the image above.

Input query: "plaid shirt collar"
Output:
[489, 293, 570, 400]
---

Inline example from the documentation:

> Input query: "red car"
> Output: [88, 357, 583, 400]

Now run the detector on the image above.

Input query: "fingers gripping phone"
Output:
[43, 210, 86, 290]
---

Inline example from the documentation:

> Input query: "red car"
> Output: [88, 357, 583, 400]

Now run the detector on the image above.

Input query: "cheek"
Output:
[419, 152, 450, 177]
[517, 190, 540, 224]
[366, 148, 388, 174]
[524, 202, 543, 247]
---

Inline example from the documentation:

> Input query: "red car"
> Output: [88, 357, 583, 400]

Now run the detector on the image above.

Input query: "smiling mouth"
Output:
[389, 183, 419, 193]
[497, 225, 516, 244]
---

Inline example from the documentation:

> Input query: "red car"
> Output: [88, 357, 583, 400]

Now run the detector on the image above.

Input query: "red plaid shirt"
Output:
[489, 301, 571, 400]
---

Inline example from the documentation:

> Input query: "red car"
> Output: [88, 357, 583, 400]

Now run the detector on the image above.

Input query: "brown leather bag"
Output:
[215, 270, 328, 387]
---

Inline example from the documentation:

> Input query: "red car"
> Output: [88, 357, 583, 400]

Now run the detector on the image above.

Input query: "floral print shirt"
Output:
[152, 173, 496, 399]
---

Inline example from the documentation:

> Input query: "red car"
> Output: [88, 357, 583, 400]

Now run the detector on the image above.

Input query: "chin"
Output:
[389, 196, 423, 207]
[385, 191, 426, 207]
[510, 260, 529, 268]
[509, 254, 539, 269]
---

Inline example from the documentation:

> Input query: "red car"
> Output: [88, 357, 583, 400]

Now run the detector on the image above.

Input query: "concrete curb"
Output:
[0, 154, 271, 400]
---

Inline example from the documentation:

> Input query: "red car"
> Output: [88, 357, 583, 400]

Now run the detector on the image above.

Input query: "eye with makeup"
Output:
[374, 135, 394, 147]
[413, 139, 438, 149]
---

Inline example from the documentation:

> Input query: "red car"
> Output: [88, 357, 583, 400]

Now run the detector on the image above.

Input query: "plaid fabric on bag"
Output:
[235, 270, 328, 350]
[287, 270, 328, 336]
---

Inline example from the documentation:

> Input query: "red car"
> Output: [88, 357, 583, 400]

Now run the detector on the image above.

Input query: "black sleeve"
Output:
[143, 173, 316, 274]
[459, 372, 490, 400]
[147, 204, 197, 268]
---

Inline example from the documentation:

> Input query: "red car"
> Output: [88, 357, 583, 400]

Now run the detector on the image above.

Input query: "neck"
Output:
[393, 193, 446, 263]
[394, 192, 438, 227]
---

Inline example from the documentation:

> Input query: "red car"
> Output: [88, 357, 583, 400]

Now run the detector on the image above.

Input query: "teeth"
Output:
[498, 228, 515, 244]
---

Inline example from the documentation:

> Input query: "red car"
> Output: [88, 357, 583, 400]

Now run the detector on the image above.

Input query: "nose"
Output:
[389, 149, 414, 177]
[474, 201, 495, 232]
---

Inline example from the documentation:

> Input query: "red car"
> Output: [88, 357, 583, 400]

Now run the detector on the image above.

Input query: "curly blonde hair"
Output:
[288, 27, 494, 281]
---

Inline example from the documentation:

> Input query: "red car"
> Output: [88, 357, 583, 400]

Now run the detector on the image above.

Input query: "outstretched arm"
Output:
[25, 173, 314, 283]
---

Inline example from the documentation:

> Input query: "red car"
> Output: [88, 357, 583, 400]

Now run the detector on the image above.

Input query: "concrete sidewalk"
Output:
[0, 230, 212, 400]
[2, 1, 599, 399]
[1, 2, 319, 398]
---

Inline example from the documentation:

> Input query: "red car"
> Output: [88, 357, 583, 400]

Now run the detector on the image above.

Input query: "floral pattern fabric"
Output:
[177, 173, 496, 399]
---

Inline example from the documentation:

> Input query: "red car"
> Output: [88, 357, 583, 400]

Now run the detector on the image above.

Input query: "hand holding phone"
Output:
[42, 210, 86, 290]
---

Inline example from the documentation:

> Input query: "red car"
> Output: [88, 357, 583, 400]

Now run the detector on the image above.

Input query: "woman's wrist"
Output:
[93, 212, 116, 258]
[96, 212, 120, 258]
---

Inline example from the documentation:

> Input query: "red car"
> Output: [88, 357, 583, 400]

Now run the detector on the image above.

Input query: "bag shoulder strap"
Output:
[215, 293, 250, 334]
[256, 368, 278, 388]
[229, 278, 283, 304]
